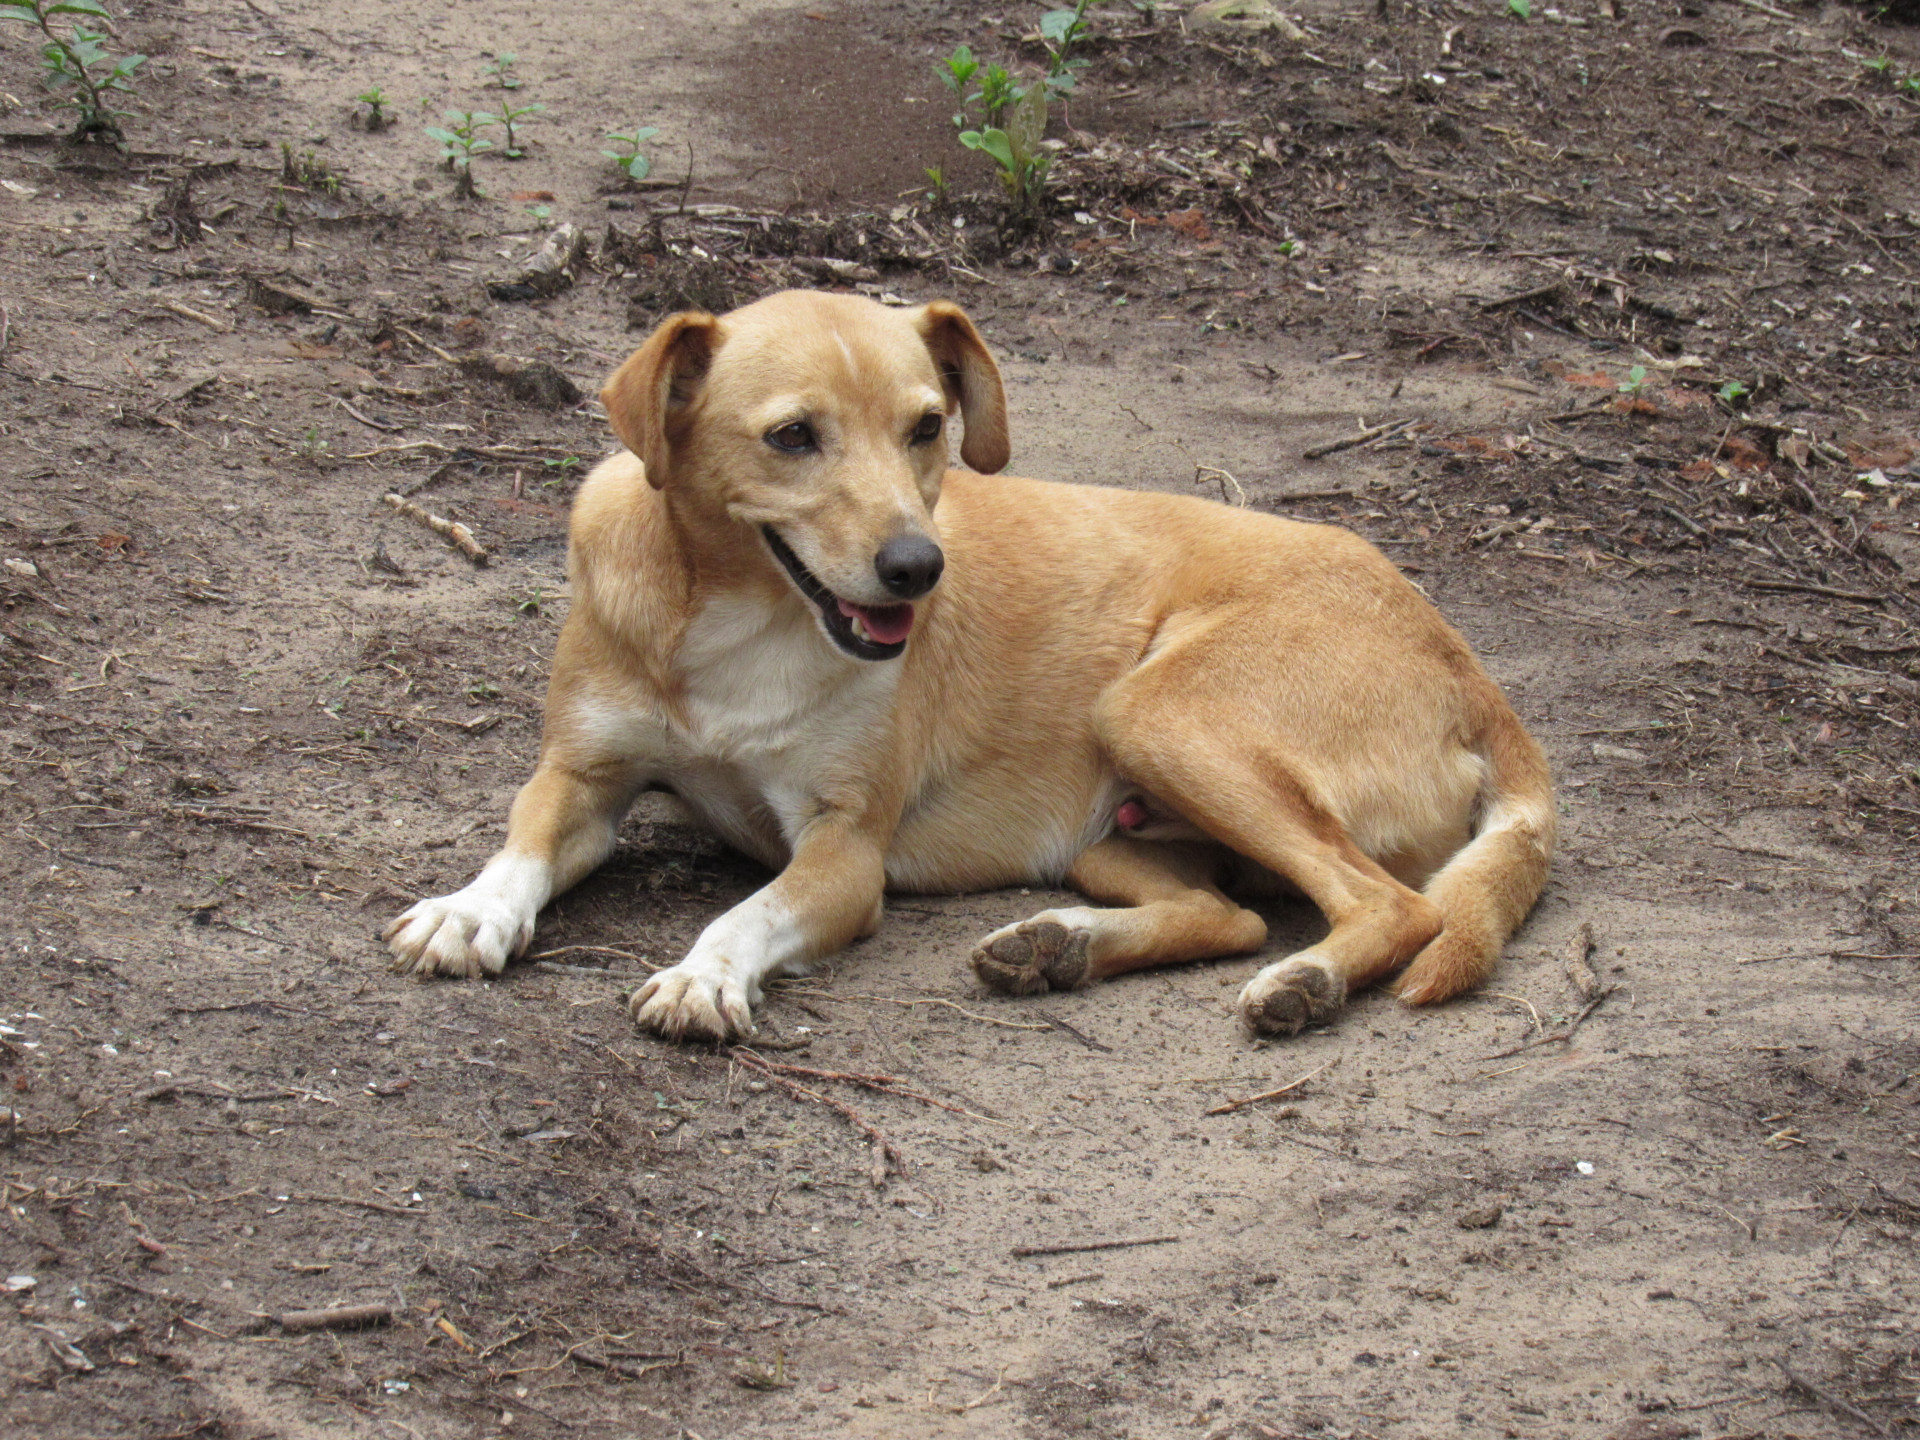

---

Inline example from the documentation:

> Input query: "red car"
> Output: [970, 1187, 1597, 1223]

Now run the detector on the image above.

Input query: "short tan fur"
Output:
[386, 290, 1555, 1042]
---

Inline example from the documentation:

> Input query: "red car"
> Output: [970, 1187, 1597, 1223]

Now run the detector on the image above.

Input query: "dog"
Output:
[385, 290, 1555, 1042]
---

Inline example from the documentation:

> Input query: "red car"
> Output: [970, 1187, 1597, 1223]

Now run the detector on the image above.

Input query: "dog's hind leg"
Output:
[971, 837, 1267, 995]
[1094, 676, 1443, 1037]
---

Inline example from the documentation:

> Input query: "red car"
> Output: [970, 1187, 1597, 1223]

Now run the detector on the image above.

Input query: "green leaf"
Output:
[424, 127, 458, 144]
[958, 127, 1015, 173]
[1508, 0, 1529, 16]
[45, 0, 114, 15]
[1039, 7, 1081, 43]
[624, 154, 651, 181]
[1005, 82, 1047, 164]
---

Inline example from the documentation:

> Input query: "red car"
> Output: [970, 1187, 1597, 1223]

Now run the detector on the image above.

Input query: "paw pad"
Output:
[971, 920, 1091, 995]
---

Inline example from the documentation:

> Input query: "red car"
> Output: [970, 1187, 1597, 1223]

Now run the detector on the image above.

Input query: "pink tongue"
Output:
[837, 598, 914, 645]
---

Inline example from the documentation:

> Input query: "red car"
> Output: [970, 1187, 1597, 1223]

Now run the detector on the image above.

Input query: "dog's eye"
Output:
[910, 413, 944, 445]
[766, 421, 815, 454]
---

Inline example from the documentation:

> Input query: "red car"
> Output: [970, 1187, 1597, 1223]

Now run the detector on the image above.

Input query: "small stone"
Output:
[1456, 1204, 1503, 1230]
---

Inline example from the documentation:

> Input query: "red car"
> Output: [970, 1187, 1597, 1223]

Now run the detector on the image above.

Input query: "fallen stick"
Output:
[731, 1046, 996, 1123]
[1742, 577, 1883, 605]
[157, 299, 232, 333]
[289, 1192, 428, 1217]
[1205, 1058, 1339, 1116]
[1011, 1234, 1181, 1259]
[1478, 281, 1563, 312]
[1302, 418, 1412, 461]
[1776, 1361, 1890, 1437]
[1563, 922, 1600, 1000]
[1478, 986, 1615, 1061]
[742, 1065, 906, 1184]
[383, 492, 488, 564]
[573, 1348, 687, 1380]
[276, 1303, 391, 1333]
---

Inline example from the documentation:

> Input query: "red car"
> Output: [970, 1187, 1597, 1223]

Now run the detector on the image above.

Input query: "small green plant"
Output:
[481, 97, 543, 158]
[1716, 379, 1749, 407]
[1038, 0, 1100, 101]
[971, 62, 1022, 127]
[481, 51, 521, 89]
[425, 109, 496, 198]
[280, 142, 340, 194]
[923, 163, 950, 204]
[1276, 238, 1299, 257]
[0, 0, 145, 143]
[602, 123, 659, 182]
[353, 85, 389, 130]
[1508, 0, 1531, 16]
[1862, 55, 1894, 73]
[524, 200, 552, 224]
[513, 586, 546, 617]
[938, 44, 980, 125]
[959, 84, 1050, 208]
[1617, 364, 1649, 397]
[294, 425, 331, 465]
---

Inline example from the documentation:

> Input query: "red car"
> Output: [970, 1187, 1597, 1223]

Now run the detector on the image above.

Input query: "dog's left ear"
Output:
[915, 301, 1009, 475]
[601, 311, 720, 489]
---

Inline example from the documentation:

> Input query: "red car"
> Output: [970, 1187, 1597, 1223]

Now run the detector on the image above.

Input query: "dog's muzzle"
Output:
[763, 527, 919, 662]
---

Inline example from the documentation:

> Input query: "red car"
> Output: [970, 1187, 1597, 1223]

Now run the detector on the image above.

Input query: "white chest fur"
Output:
[665, 594, 899, 859]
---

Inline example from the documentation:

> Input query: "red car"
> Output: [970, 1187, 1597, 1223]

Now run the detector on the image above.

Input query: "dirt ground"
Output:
[3, 0, 1919, 1436]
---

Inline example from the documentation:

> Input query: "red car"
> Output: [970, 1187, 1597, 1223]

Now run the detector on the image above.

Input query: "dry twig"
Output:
[275, 1303, 391, 1333]
[382, 492, 488, 564]
[1302, 418, 1412, 460]
[1205, 1058, 1339, 1116]
[1010, 1234, 1181, 1259]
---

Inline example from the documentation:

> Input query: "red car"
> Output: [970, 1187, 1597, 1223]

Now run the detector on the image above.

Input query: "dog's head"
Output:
[602, 290, 1008, 662]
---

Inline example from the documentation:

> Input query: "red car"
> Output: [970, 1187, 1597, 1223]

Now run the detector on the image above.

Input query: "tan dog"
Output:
[385, 290, 1555, 1042]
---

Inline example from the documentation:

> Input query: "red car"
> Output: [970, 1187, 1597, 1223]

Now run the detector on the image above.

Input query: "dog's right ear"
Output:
[601, 311, 720, 489]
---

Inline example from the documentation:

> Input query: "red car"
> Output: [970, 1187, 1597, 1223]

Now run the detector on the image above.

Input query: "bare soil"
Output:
[3, 0, 1918, 1437]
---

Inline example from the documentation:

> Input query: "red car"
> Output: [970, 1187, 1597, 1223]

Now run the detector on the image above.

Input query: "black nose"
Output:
[874, 534, 945, 599]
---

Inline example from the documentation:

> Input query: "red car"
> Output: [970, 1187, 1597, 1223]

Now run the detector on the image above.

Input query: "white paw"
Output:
[385, 885, 535, 979]
[630, 962, 756, 1042]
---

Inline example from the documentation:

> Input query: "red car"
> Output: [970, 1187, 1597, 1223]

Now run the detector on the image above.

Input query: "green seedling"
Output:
[1716, 379, 1749, 406]
[1038, 0, 1099, 100]
[971, 61, 1022, 127]
[1509, 0, 1530, 16]
[294, 425, 331, 464]
[425, 109, 496, 197]
[959, 84, 1050, 207]
[482, 51, 521, 89]
[1861, 55, 1894, 73]
[1276, 238, 1298, 257]
[481, 97, 543, 157]
[279, 142, 341, 194]
[923, 163, 950, 204]
[938, 43, 980, 124]
[524, 200, 552, 224]
[602, 123, 659, 182]
[513, 586, 546, 616]
[0, 0, 145, 143]
[353, 85, 388, 129]
[1617, 364, 1649, 397]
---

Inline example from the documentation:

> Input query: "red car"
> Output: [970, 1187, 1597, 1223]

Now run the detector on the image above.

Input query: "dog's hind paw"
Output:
[1238, 955, 1346, 1036]
[971, 917, 1092, 996]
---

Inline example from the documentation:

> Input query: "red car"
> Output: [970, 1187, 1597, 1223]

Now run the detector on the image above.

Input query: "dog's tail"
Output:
[1394, 705, 1556, 1006]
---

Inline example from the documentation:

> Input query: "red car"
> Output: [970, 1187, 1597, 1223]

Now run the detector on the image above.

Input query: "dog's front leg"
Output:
[631, 818, 886, 1042]
[387, 760, 642, 979]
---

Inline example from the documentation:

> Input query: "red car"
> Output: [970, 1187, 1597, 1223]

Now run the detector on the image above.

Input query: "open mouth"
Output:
[762, 527, 915, 662]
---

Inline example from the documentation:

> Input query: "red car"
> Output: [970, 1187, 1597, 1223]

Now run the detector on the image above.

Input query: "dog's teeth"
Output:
[850, 614, 872, 643]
